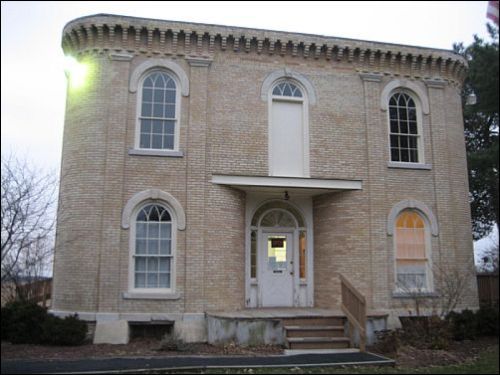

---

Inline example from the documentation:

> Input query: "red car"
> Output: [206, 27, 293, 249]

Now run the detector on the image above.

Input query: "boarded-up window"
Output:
[395, 210, 428, 290]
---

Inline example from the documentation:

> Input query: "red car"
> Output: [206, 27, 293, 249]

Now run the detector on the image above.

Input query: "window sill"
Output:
[128, 149, 184, 158]
[122, 292, 181, 300]
[392, 291, 439, 299]
[387, 162, 432, 170]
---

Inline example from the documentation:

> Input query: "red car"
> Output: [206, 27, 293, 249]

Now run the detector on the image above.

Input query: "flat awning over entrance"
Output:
[211, 175, 362, 196]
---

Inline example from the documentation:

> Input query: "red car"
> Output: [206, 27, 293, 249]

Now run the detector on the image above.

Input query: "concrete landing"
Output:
[207, 308, 344, 319]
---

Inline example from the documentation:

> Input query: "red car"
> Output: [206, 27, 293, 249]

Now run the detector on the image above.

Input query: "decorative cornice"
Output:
[62, 14, 468, 85]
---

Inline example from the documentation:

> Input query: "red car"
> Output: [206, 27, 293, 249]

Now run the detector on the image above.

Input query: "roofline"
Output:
[63, 13, 461, 56]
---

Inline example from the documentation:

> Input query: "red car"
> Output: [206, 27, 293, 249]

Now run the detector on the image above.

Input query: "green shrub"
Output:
[446, 309, 477, 340]
[1, 300, 87, 346]
[475, 305, 499, 337]
[41, 314, 88, 346]
[1, 301, 48, 344]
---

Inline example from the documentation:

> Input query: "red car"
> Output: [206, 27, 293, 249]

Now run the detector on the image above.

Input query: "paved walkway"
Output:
[2, 352, 394, 374]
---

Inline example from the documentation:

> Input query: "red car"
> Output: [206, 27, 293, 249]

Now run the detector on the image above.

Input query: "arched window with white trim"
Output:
[394, 210, 432, 292]
[269, 79, 309, 177]
[138, 71, 179, 150]
[132, 203, 174, 290]
[388, 91, 423, 163]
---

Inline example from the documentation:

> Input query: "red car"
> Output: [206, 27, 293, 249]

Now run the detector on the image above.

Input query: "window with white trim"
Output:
[395, 210, 430, 291]
[133, 204, 173, 289]
[269, 80, 308, 177]
[389, 92, 420, 163]
[138, 71, 178, 150]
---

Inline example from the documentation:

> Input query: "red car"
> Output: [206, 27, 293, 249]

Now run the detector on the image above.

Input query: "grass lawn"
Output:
[160, 343, 499, 374]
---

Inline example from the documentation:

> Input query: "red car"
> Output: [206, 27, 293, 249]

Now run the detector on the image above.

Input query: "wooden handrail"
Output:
[339, 273, 367, 352]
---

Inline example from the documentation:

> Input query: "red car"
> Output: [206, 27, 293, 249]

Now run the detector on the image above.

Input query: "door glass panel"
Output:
[267, 236, 287, 272]
[299, 231, 307, 279]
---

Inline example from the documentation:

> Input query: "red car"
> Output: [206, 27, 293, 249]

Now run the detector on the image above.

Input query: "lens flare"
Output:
[64, 56, 88, 89]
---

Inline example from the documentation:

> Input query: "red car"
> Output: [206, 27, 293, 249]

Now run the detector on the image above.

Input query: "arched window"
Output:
[394, 210, 431, 291]
[138, 71, 178, 150]
[133, 204, 173, 290]
[269, 79, 309, 177]
[388, 92, 421, 163]
[260, 209, 297, 227]
[272, 82, 303, 98]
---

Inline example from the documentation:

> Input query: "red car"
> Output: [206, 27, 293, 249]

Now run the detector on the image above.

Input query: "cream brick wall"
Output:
[52, 14, 478, 318]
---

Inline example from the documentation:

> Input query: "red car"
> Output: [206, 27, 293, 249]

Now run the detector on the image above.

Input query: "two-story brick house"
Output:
[52, 14, 479, 346]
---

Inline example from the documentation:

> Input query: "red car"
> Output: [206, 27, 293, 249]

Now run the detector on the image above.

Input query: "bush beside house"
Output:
[1, 300, 87, 346]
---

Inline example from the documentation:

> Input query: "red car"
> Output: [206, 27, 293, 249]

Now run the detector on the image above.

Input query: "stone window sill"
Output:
[392, 291, 439, 299]
[128, 149, 184, 158]
[122, 292, 181, 300]
[387, 162, 432, 170]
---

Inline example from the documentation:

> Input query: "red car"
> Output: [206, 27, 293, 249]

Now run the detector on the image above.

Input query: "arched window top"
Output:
[396, 210, 424, 229]
[260, 69, 316, 105]
[121, 189, 186, 230]
[389, 92, 415, 109]
[272, 81, 303, 98]
[251, 200, 305, 227]
[380, 79, 429, 114]
[143, 71, 176, 90]
[137, 204, 171, 222]
[129, 59, 189, 96]
[260, 209, 297, 227]
[387, 199, 438, 236]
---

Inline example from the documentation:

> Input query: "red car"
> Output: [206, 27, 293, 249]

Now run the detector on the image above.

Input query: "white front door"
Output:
[260, 232, 294, 307]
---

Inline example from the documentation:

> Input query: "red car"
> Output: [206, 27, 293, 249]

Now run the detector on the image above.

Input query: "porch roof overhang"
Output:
[211, 175, 362, 196]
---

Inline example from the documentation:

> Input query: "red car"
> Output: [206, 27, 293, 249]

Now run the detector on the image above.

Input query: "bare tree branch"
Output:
[1, 154, 57, 292]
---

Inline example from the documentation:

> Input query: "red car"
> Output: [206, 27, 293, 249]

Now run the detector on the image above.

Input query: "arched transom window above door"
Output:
[260, 209, 297, 227]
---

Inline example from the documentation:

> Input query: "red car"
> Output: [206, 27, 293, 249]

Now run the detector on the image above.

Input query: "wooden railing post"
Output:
[340, 273, 367, 352]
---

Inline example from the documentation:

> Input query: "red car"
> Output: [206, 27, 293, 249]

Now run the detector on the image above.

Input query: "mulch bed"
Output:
[1, 339, 284, 361]
[370, 336, 499, 368]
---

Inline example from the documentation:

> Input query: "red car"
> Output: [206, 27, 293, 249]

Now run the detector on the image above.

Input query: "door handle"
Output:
[290, 271, 294, 276]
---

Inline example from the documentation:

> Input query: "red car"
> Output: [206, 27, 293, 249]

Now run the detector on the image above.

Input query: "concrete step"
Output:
[281, 317, 345, 327]
[285, 325, 345, 338]
[287, 337, 351, 350]
[284, 348, 360, 355]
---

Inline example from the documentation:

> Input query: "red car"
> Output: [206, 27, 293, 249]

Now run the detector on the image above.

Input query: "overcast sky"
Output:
[1, 1, 497, 255]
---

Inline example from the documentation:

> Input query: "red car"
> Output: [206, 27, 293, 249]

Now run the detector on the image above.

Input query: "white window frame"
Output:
[393, 209, 434, 294]
[268, 78, 310, 177]
[135, 70, 181, 152]
[128, 201, 177, 295]
[380, 79, 432, 170]
[386, 89, 425, 165]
